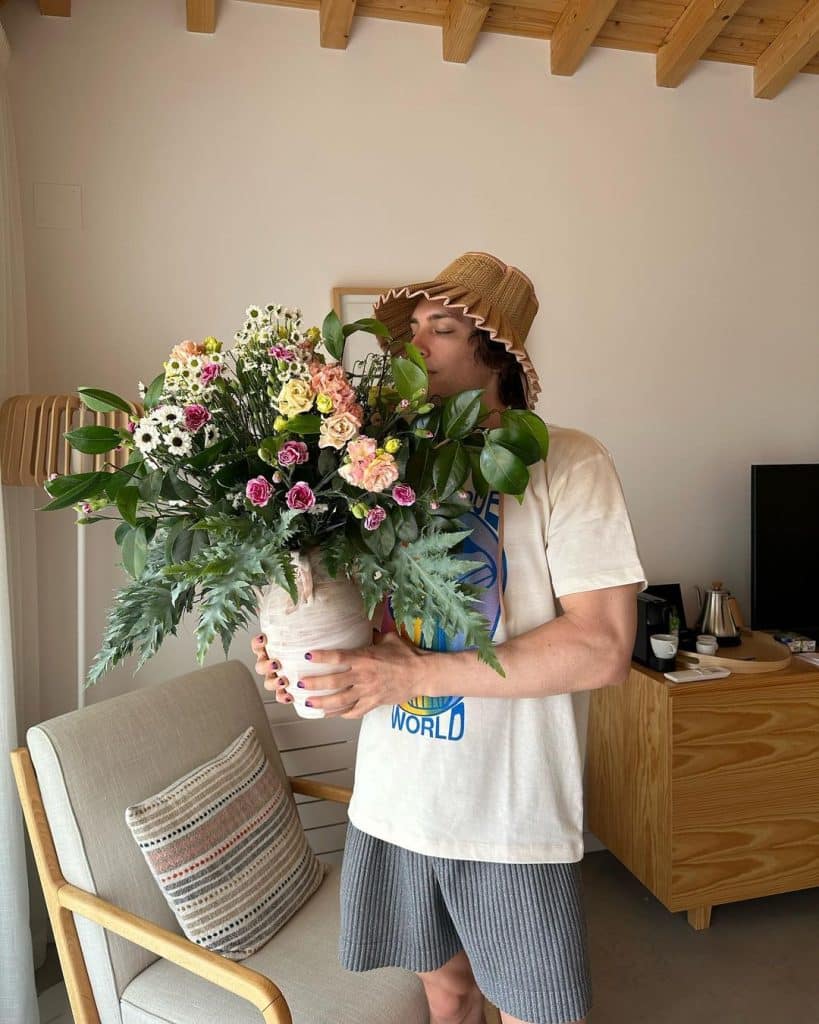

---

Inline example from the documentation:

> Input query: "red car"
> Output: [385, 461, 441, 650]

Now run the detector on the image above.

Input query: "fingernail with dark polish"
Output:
[305, 700, 313, 708]
[284, 695, 293, 703]
[255, 634, 265, 643]
[304, 652, 312, 661]
[297, 681, 305, 689]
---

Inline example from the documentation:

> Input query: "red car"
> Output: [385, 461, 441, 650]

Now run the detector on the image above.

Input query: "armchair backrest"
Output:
[26, 661, 287, 1024]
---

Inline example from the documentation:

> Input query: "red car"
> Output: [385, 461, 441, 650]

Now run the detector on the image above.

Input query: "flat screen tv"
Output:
[751, 464, 819, 640]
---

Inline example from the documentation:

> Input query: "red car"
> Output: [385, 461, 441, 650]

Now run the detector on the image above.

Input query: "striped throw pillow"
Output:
[125, 726, 326, 960]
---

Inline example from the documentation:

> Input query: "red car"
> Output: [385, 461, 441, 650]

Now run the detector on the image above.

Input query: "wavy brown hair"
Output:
[470, 328, 527, 409]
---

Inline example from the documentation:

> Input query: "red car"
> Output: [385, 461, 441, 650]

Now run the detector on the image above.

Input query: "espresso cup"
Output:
[696, 634, 718, 655]
[650, 633, 679, 659]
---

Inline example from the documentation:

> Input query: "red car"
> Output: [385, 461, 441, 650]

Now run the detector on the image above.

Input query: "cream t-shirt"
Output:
[347, 425, 646, 863]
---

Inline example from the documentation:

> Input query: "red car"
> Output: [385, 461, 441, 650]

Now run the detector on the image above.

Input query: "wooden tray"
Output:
[676, 630, 791, 673]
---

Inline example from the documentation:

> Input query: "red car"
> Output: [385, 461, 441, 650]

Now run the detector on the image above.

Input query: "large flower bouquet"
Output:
[44, 303, 549, 685]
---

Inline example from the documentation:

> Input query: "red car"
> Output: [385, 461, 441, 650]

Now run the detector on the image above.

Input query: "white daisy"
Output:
[155, 405, 185, 427]
[203, 424, 220, 446]
[165, 427, 193, 456]
[187, 381, 203, 397]
[187, 356, 201, 371]
[246, 305, 262, 321]
[134, 421, 160, 454]
[137, 380, 147, 398]
[207, 352, 223, 365]
[164, 358, 183, 376]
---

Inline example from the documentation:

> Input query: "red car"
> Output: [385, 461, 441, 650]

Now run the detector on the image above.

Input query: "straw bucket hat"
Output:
[373, 251, 541, 408]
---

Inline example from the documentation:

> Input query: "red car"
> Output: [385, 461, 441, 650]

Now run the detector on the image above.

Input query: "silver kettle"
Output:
[694, 581, 739, 642]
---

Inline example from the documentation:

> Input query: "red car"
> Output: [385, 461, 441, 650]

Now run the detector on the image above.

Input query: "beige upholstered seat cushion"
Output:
[125, 726, 326, 960]
[120, 865, 428, 1024]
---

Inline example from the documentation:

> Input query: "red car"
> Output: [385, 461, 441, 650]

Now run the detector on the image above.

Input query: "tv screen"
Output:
[751, 464, 819, 638]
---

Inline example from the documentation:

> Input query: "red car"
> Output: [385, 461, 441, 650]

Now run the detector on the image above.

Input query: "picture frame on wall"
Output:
[332, 286, 391, 372]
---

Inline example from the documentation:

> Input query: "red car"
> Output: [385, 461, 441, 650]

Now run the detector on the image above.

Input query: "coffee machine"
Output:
[633, 592, 677, 672]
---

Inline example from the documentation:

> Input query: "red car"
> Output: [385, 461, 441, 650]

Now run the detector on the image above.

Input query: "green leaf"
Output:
[322, 310, 345, 362]
[258, 436, 281, 466]
[40, 471, 109, 511]
[342, 317, 391, 339]
[403, 342, 428, 375]
[104, 469, 135, 501]
[161, 470, 197, 501]
[64, 425, 122, 455]
[432, 444, 470, 500]
[116, 486, 139, 527]
[486, 424, 541, 465]
[468, 450, 489, 498]
[78, 387, 134, 415]
[186, 438, 228, 469]
[137, 468, 164, 501]
[501, 410, 550, 460]
[115, 521, 131, 545]
[442, 389, 484, 440]
[479, 443, 529, 495]
[285, 413, 321, 435]
[393, 506, 420, 542]
[143, 373, 166, 411]
[361, 515, 396, 559]
[121, 525, 149, 579]
[392, 357, 428, 402]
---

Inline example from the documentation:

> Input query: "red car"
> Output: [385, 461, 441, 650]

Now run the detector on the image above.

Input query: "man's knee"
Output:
[417, 951, 483, 1024]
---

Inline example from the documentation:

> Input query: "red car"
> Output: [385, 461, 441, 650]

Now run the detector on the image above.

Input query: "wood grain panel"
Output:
[586, 669, 672, 903]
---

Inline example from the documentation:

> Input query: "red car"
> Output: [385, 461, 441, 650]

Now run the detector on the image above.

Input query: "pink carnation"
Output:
[246, 475, 273, 507]
[277, 440, 309, 466]
[269, 346, 295, 361]
[360, 453, 399, 493]
[200, 362, 223, 386]
[286, 482, 316, 511]
[392, 484, 416, 507]
[183, 404, 211, 432]
[364, 506, 387, 531]
[346, 436, 377, 463]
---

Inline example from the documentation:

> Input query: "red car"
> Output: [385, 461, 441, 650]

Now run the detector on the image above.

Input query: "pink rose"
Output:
[285, 482, 316, 511]
[364, 506, 387, 531]
[277, 440, 309, 466]
[319, 412, 360, 450]
[183, 404, 211, 432]
[246, 475, 273, 507]
[200, 362, 223, 385]
[126, 420, 137, 433]
[361, 453, 399, 493]
[392, 484, 416, 507]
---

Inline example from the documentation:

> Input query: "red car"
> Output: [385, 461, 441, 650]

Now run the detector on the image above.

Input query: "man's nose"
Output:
[411, 329, 431, 357]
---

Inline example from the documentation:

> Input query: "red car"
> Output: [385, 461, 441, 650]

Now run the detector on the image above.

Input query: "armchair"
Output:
[11, 660, 428, 1023]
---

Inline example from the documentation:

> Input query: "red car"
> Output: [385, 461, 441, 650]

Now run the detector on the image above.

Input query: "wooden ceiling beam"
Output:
[550, 0, 619, 76]
[39, 0, 71, 15]
[186, 0, 216, 33]
[443, 0, 491, 63]
[320, 0, 357, 48]
[656, 0, 748, 87]
[754, 0, 819, 98]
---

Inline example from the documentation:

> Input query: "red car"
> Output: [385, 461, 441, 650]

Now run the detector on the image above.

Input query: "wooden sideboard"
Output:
[585, 659, 819, 929]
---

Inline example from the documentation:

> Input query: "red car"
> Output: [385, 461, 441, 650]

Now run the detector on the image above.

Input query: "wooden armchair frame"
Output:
[10, 747, 351, 1024]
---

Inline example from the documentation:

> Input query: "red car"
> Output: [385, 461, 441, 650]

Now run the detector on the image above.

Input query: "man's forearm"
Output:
[419, 592, 636, 701]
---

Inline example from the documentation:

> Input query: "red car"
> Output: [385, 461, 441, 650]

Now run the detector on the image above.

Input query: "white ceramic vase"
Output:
[257, 549, 372, 719]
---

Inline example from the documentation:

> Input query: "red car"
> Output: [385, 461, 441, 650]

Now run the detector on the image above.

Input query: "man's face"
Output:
[408, 299, 499, 402]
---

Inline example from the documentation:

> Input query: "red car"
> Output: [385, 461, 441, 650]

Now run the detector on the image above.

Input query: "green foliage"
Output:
[322, 311, 345, 361]
[432, 444, 470, 499]
[78, 387, 134, 415]
[63, 425, 122, 455]
[143, 373, 166, 411]
[40, 471, 109, 511]
[479, 443, 529, 497]
[442, 389, 484, 440]
[501, 409, 550, 460]
[392, 357, 428, 402]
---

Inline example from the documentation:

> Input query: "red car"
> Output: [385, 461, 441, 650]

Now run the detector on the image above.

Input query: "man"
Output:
[253, 252, 645, 1024]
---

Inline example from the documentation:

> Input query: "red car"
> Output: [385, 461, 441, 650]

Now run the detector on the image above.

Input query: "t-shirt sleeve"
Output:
[546, 433, 646, 599]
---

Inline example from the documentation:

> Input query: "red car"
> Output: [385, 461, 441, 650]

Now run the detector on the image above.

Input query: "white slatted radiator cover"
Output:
[265, 700, 360, 865]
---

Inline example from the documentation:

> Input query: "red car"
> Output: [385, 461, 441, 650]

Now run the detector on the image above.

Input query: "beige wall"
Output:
[4, 0, 819, 718]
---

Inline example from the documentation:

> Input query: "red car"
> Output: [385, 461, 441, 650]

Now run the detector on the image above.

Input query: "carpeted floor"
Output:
[37, 849, 819, 1022]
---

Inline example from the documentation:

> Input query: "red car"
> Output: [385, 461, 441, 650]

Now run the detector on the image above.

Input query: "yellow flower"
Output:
[306, 326, 321, 344]
[274, 416, 289, 433]
[316, 393, 334, 414]
[277, 379, 314, 417]
[203, 336, 222, 353]
[384, 437, 401, 454]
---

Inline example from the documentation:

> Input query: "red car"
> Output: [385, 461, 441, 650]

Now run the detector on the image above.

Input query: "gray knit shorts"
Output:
[339, 824, 592, 1024]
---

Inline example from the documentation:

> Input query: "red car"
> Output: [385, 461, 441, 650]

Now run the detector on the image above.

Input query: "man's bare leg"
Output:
[417, 950, 485, 1024]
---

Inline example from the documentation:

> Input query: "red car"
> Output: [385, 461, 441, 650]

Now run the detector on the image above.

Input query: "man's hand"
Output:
[251, 634, 292, 705]
[295, 632, 428, 719]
